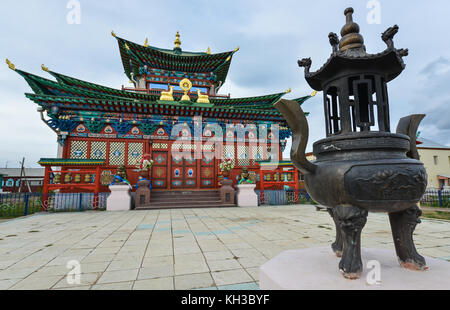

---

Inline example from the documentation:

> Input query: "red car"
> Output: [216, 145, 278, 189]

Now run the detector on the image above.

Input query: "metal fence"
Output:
[420, 189, 450, 208]
[256, 190, 314, 206]
[0, 192, 109, 218]
[257, 189, 450, 208]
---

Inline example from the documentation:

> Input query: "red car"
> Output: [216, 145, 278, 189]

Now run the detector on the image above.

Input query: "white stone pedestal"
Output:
[236, 184, 258, 207]
[107, 185, 131, 211]
[260, 247, 450, 290]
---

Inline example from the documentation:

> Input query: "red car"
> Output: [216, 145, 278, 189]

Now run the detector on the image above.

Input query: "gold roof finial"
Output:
[174, 31, 181, 49]
[206, 47, 211, 55]
[111, 30, 117, 38]
[339, 7, 365, 52]
[311, 91, 318, 97]
[226, 56, 232, 62]
[41, 64, 49, 72]
[6, 59, 15, 71]
[234, 46, 240, 52]
[124, 43, 130, 50]
[285, 88, 292, 94]
[144, 38, 149, 47]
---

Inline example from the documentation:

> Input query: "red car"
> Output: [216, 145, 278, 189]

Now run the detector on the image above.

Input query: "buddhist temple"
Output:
[7, 32, 313, 206]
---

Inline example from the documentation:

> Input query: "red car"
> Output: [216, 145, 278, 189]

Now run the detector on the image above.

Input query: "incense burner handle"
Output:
[274, 99, 317, 175]
[396, 114, 425, 160]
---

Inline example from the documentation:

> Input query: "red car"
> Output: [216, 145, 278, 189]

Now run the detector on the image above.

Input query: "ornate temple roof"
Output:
[13, 67, 311, 122]
[113, 32, 238, 87]
[7, 30, 313, 141]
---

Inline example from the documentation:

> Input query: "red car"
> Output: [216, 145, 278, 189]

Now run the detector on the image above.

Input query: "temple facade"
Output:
[8, 32, 313, 194]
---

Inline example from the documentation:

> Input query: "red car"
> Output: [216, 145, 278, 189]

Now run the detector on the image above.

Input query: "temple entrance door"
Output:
[151, 151, 168, 189]
[171, 152, 197, 189]
[200, 151, 215, 189]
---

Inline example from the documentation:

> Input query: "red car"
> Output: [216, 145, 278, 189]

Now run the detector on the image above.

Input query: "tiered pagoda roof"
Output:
[7, 32, 313, 141]
[113, 32, 238, 87]
[13, 66, 311, 124]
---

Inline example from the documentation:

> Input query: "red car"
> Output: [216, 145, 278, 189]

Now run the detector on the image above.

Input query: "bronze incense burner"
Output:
[275, 8, 428, 279]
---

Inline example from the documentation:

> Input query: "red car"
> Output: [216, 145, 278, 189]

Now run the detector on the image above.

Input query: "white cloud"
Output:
[1, 0, 450, 166]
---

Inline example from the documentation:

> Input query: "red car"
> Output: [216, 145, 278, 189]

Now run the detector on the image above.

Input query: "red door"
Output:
[200, 151, 215, 188]
[152, 151, 168, 189]
[171, 152, 197, 189]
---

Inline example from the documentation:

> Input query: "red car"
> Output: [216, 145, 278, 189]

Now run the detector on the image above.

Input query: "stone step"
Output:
[150, 195, 221, 201]
[149, 199, 223, 205]
[136, 203, 236, 210]
[141, 190, 234, 209]
[151, 191, 220, 197]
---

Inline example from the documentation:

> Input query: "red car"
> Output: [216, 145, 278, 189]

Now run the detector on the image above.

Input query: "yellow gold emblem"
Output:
[179, 78, 192, 101]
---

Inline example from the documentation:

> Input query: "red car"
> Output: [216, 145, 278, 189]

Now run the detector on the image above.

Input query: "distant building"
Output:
[0, 168, 45, 193]
[417, 137, 450, 189]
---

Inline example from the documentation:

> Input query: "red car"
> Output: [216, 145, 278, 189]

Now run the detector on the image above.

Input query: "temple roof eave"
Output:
[304, 48, 407, 91]
[24, 93, 291, 122]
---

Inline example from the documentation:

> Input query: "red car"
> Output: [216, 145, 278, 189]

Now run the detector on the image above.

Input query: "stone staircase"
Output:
[135, 190, 236, 210]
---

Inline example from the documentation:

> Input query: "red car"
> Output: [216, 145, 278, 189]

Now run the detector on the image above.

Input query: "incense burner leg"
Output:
[334, 205, 368, 279]
[327, 208, 343, 257]
[388, 205, 427, 271]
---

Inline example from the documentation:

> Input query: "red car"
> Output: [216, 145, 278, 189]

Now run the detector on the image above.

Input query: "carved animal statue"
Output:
[196, 89, 210, 104]
[160, 86, 174, 101]
[328, 32, 340, 53]
[237, 167, 250, 183]
[116, 165, 128, 181]
[382, 24, 399, 48]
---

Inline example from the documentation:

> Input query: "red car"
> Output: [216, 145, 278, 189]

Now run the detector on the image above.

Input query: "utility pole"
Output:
[18, 157, 32, 193]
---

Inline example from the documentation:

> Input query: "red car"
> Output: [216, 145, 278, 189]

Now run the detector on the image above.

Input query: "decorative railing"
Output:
[0, 192, 109, 218]
[2, 189, 446, 218]
[256, 189, 450, 208]
[256, 190, 314, 206]
[420, 189, 450, 208]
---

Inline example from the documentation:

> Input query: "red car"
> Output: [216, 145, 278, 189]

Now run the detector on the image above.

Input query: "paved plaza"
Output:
[0, 205, 449, 290]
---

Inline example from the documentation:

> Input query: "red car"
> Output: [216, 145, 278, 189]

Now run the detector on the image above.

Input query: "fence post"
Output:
[438, 190, 443, 207]
[24, 194, 29, 216]
[78, 193, 83, 212]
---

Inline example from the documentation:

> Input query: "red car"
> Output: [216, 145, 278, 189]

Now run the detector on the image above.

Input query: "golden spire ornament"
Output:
[144, 38, 149, 47]
[174, 31, 181, 49]
[41, 64, 49, 72]
[339, 7, 365, 52]
[206, 47, 211, 55]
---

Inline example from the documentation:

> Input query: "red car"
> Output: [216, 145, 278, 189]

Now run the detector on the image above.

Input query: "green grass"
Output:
[0, 201, 42, 218]
[421, 211, 450, 221]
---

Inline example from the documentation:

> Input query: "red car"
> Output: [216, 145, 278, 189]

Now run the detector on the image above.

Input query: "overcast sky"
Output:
[1, 0, 449, 168]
